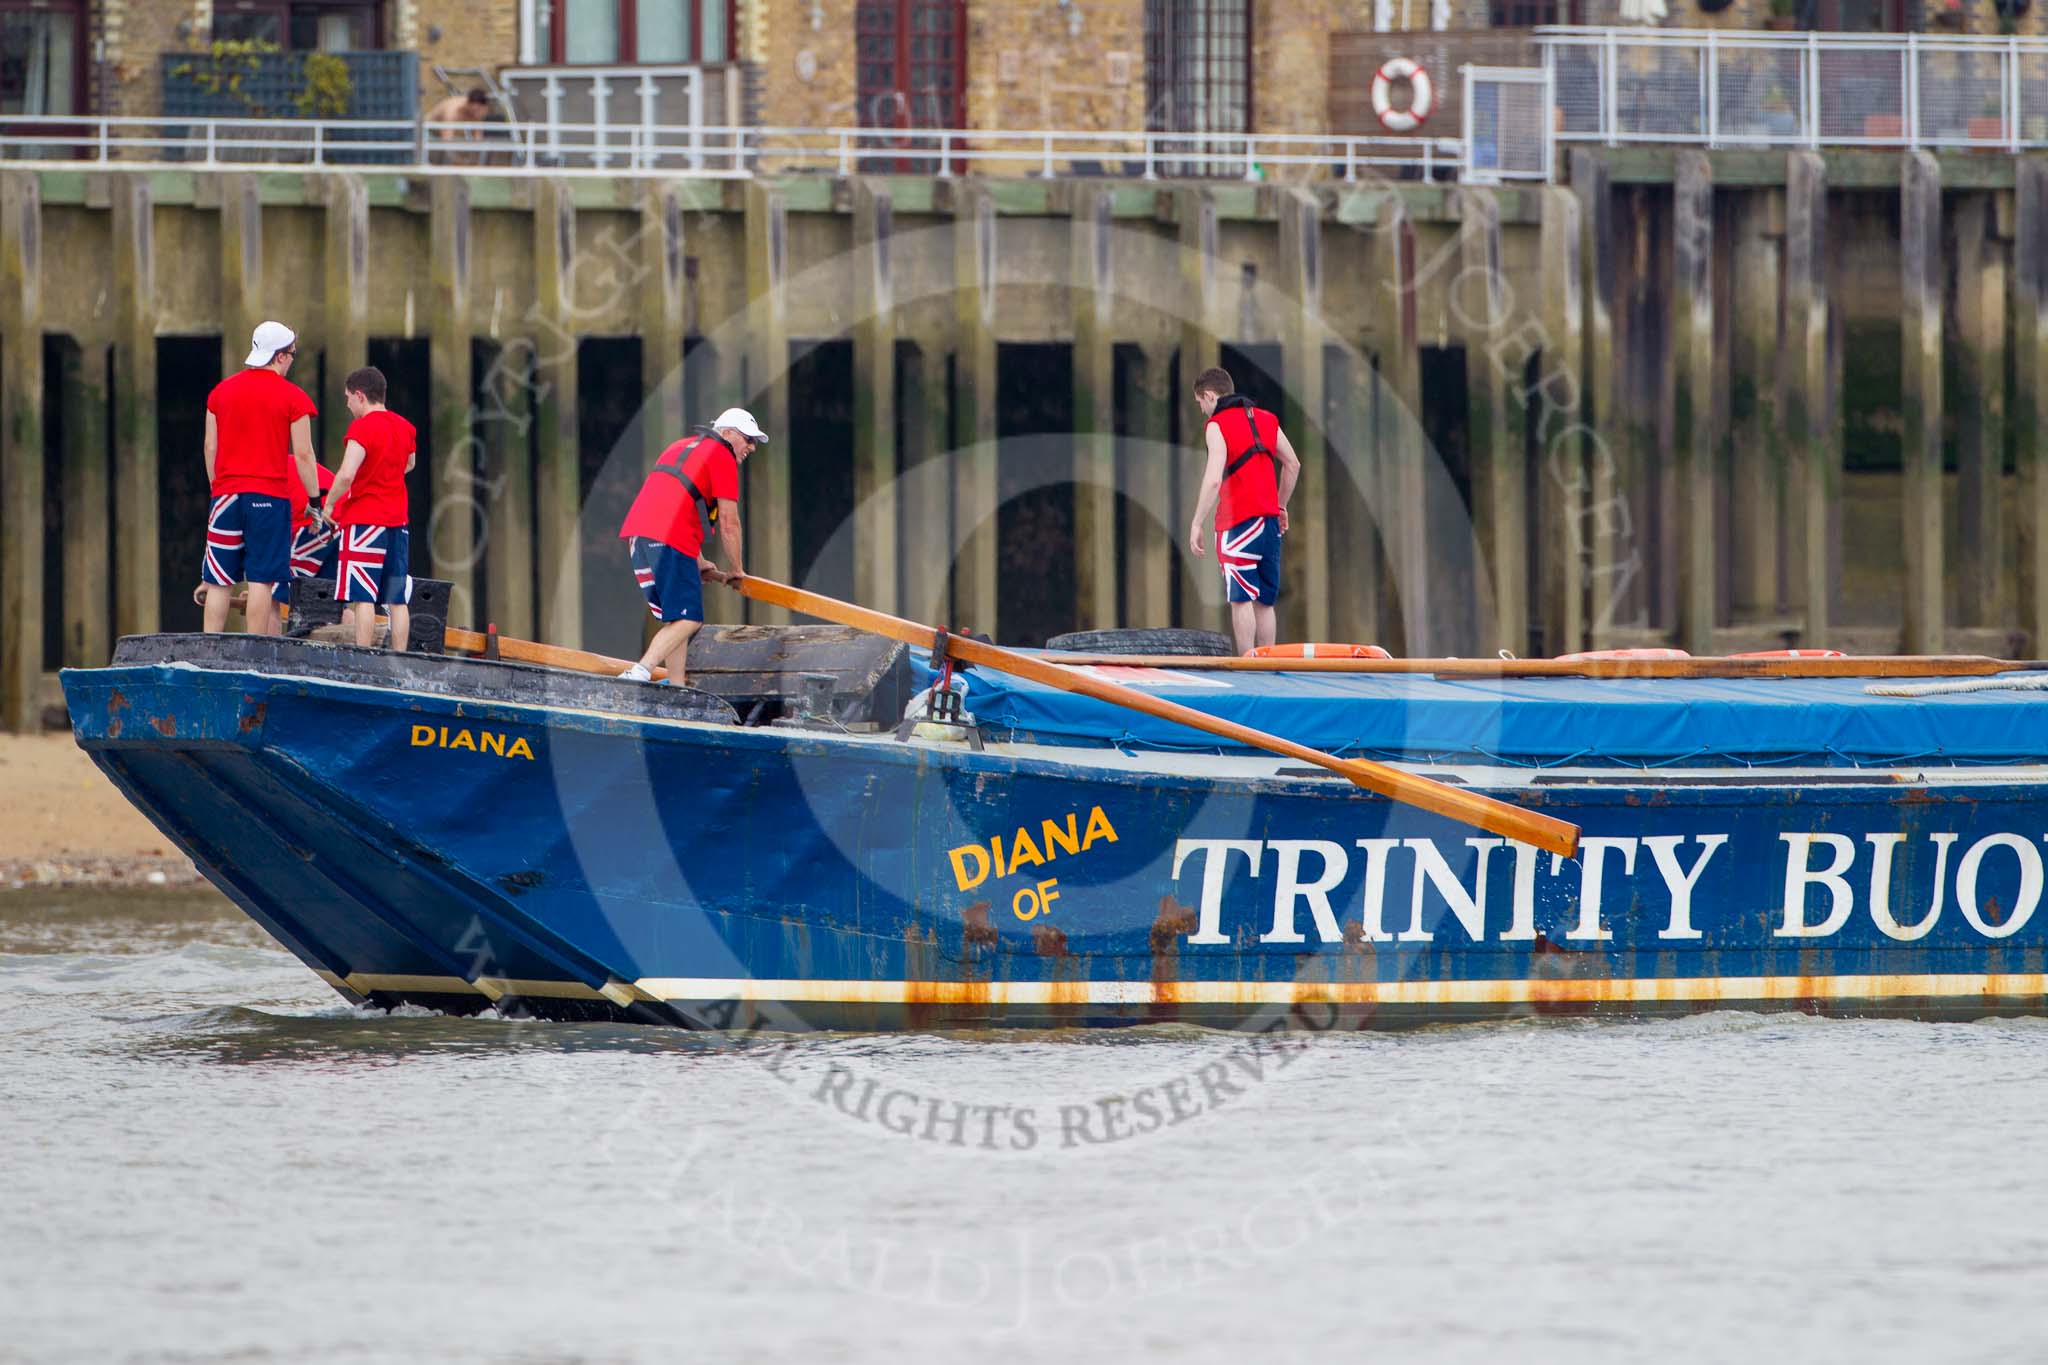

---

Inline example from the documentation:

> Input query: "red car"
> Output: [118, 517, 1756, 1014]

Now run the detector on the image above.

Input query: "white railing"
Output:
[1464, 64, 1555, 181]
[1539, 25, 2048, 153]
[0, 114, 1464, 181]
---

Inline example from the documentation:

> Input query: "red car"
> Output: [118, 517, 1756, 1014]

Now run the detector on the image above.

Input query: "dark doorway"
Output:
[789, 339, 856, 598]
[577, 337, 645, 658]
[1218, 342, 1282, 415]
[996, 342, 1076, 648]
[40, 336, 64, 669]
[156, 338, 221, 632]
[1418, 345, 1472, 505]
[365, 337, 431, 575]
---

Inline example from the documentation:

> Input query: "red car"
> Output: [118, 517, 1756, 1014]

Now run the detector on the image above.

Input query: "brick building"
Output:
[4, 0, 2035, 139]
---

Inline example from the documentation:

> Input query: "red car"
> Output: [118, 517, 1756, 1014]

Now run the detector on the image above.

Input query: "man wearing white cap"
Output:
[200, 321, 322, 634]
[615, 407, 763, 684]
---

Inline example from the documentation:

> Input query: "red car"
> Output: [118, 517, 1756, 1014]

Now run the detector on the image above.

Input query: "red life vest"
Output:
[1209, 397, 1282, 532]
[618, 432, 734, 556]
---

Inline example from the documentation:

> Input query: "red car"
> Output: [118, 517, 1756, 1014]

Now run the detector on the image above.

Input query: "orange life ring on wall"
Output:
[1731, 649, 1847, 659]
[1249, 643, 1394, 659]
[1554, 648, 1693, 661]
[1371, 58, 1436, 134]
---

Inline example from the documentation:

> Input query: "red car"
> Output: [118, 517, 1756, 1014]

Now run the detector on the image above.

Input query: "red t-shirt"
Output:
[331, 409, 417, 528]
[1210, 403, 1283, 532]
[618, 435, 741, 556]
[208, 368, 318, 497]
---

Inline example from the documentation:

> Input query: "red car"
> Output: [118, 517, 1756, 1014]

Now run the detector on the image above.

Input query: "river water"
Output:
[4, 886, 2047, 1364]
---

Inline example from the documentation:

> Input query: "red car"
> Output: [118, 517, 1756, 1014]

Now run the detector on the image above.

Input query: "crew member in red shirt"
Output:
[190, 462, 333, 620]
[201, 321, 321, 635]
[1186, 366, 1302, 656]
[285, 461, 339, 591]
[615, 406, 762, 685]
[325, 366, 420, 651]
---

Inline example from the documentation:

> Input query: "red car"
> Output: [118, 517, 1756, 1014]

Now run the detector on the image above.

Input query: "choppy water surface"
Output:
[5, 888, 2048, 1364]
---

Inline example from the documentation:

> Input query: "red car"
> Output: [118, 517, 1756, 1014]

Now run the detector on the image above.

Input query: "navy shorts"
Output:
[1219, 515, 1282, 606]
[201, 493, 292, 588]
[630, 537, 704, 623]
[338, 524, 414, 606]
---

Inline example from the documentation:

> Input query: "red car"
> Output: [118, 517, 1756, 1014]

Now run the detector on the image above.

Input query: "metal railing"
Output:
[1464, 64, 1555, 181]
[0, 114, 1464, 181]
[1539, 25, 2048, 152]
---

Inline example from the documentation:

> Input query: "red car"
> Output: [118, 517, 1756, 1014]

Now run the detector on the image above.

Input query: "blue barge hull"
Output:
[60, 638, 2048, 1030]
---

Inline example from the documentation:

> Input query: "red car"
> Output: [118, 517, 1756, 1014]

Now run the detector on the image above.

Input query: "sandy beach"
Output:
[0, 735, 200, 889]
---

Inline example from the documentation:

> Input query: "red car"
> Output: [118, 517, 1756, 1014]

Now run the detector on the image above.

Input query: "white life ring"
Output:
[1371, 57, 1435, 133]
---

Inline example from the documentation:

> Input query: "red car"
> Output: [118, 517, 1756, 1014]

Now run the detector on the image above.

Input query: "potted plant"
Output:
[1763, 0, 1798, 30]
[165, 39, 351, 119]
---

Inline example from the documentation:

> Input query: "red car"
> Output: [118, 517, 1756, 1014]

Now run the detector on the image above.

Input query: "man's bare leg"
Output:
[347, 602, 374, 647]
[657, 620, 702, 683]
[1253, 604, 1278, 650]
[1229, 600, 1258, 656]
[386, 605, 410, 653]
[203, 584, 233, 633]
[636, 619, 698, 675]
[246, 583, 280, 636]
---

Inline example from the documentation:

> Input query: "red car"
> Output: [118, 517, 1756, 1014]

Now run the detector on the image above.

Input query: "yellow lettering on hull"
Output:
[947, 806, 1119, 893]
[408, 724, 536, 760]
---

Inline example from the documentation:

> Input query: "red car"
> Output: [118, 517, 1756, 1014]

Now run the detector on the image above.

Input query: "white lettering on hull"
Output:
[1174, 839, 1265, 946]
[1866, 832, 1955, 942]
[1777, 833, 1859, 938]
[1642, 834, 1726, 940]
[1167, 831, 2048, 948]
[1957, 834, 2043, 939]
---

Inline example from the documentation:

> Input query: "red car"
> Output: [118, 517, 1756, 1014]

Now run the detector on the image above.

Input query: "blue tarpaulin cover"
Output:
[909, 654, 2048, 768]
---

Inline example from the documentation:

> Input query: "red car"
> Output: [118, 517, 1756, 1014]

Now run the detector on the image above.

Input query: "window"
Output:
[1814, 0, 1905, 28]
[856, 0, 965, 129]
[1145, 0, 1251, 137]
[0, 3, 82, 116]
[542, 0, 738, 64]
[211, 2, 381, 50]
[1488, 0, 1581, 23]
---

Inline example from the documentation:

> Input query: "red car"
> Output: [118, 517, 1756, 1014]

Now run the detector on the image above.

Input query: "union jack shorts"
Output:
[288, 521, 338, 581]
[1218, 515, 1282, 606]
[200, 493, 291, 588]
[337, 524, 414, 606]
[629, 537, 704, 623]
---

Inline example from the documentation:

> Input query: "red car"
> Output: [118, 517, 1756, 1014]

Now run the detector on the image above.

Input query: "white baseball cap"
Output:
[244, 320, 297, 367]
[711, 407, 768, 443]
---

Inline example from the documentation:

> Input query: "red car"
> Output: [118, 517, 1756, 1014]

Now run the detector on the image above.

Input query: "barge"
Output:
[58, 593, 2048, 1031]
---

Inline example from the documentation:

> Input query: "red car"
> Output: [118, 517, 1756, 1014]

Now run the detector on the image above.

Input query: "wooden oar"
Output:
[733, 575, 1581, 858]
[442, 627, 670, 681]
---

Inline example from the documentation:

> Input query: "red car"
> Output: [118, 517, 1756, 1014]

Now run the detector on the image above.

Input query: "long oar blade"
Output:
[734, 576, 1581, 858]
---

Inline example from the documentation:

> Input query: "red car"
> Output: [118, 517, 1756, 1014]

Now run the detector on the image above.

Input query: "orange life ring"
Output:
[1731, 649, 1847, 659]
[1370, 57, 1435, 133]
[1554, 648, 1693, 661]
[1249, 643, 1393, 659]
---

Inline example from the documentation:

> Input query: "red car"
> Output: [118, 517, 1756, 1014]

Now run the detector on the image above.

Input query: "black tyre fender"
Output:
[1042, 628, 1236, 657]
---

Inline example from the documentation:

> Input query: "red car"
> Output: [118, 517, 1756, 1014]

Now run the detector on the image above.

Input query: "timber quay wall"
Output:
[2, 151, 2046, 729]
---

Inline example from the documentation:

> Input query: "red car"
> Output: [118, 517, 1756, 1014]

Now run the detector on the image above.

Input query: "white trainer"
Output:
[619, 663, 653, 682]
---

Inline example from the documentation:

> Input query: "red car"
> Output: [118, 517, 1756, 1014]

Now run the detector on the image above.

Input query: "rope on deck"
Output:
[1865, 677, 2048, 698]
